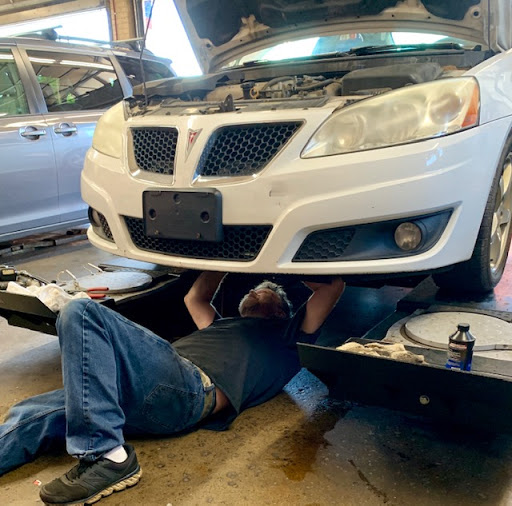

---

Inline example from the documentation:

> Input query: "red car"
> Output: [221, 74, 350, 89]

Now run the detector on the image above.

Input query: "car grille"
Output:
[196, 122, 302, 177]
[131, 127, 178, 175]
[293, 227, 356, 261]
[98, 212, 114, 241]
[124, 217, 272, 261]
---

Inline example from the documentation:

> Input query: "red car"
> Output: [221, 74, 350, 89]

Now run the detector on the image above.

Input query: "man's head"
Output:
[238, 281, 293, 320]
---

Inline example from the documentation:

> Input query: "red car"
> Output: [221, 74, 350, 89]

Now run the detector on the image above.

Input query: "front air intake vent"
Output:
[196, 122, 302, 177]
[124, 217, 271, 261]
[98, 212, 114, 242]
[293, 227, 356, 261]
[131, 127, 178, 175]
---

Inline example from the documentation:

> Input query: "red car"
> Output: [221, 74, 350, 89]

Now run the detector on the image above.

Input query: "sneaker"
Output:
[39, 444, 141, 505]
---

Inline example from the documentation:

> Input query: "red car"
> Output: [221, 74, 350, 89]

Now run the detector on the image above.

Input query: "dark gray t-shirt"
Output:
[173, 308, 316, 429]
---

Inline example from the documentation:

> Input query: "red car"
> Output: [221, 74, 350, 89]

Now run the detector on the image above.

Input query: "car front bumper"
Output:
[81, 116, 509, 275]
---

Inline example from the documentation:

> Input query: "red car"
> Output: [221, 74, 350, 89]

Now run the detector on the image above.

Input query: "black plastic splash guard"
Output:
[299, 338, 512, 432]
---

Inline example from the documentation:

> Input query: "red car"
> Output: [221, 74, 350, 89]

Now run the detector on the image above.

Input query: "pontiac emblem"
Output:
[186, 128, 202, 158]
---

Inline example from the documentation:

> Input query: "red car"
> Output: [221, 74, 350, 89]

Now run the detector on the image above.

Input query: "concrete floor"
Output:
[2, 238, 512, 505]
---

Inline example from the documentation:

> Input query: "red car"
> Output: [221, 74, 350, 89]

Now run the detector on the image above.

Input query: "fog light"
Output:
[88, 207, 102, 227]
[394, 222, 422, 251]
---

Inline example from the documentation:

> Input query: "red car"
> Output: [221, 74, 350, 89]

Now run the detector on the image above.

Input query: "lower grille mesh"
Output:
[98, 213, 114, 241]
[293, 227, 355, 261]
[124, 217, 271, 261]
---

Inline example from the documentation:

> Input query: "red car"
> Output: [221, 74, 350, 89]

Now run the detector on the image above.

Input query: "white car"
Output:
[82, 0, 512, 293]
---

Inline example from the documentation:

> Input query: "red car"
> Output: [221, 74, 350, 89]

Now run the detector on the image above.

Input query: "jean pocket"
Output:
[142, 384, 200, 433]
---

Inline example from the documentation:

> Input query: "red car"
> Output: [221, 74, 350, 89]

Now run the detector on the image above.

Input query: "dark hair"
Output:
[253, 280, 293, 318]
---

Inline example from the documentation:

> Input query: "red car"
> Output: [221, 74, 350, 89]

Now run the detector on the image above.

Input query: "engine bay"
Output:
[129, 49, 491, 116]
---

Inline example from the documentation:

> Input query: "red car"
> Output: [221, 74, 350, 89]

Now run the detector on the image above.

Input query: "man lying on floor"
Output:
[0, 271, 345, 505]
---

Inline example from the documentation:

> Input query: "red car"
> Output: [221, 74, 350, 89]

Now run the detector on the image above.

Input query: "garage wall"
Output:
[109, 0, 137, 40]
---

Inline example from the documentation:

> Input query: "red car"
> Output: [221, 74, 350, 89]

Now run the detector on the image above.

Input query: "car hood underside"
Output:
[174, 0, 510, 72]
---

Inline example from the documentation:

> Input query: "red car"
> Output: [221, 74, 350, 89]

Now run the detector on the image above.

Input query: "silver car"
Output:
[0, 36, 173, 242]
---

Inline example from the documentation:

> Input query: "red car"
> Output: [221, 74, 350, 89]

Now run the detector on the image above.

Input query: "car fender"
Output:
[466, 49, 512, 124]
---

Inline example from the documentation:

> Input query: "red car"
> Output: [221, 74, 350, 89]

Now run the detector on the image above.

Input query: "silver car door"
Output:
[0, 45, 58, 241]
[23, 47, 125, 224]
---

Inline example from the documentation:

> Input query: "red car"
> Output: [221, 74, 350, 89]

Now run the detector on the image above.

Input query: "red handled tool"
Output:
[83, 287, 109, 299]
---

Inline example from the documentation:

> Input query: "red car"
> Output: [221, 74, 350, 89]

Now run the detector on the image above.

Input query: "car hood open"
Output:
[174, 0, 510, 72]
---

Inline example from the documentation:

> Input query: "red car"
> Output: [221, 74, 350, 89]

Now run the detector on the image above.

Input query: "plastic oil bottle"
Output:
[445, 323, 476, 371]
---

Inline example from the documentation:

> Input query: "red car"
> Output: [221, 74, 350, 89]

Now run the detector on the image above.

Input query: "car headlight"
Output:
[302, 77, 480, 158]
[92, 101, 125, 158]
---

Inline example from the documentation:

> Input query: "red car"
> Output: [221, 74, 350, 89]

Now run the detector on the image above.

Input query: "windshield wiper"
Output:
[240, 52, 352, 68]
[234, 43, 464, 68]
[347, 42, 464, 56]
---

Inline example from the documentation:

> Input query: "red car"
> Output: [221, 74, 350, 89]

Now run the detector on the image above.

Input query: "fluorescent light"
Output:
[59, 60, 113, 70]
[29, 57, 56, 64]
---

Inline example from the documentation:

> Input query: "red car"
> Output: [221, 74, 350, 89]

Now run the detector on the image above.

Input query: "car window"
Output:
[115, 55, 173, 86]
[26, 49, 123, 111]
[0, 49, 29, 116]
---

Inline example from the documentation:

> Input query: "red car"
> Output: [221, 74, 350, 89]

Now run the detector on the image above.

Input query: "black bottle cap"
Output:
[458, 323, 470, 332]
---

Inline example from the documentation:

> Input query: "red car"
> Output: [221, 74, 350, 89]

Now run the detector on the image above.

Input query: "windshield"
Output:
[225, 31, 480, 67]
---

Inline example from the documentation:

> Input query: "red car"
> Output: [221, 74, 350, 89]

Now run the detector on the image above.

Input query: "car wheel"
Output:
[433, 136, 512, 293]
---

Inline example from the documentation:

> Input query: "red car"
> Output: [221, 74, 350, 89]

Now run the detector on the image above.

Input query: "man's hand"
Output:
[184, 271, 226, 330]
[301, 277, 345, 334]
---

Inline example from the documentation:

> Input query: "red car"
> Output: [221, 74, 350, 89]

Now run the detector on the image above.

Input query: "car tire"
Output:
[433, 134, 512, 293]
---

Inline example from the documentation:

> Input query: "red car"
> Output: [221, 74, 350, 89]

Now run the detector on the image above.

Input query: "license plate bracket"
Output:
[143, 189, 223, 242]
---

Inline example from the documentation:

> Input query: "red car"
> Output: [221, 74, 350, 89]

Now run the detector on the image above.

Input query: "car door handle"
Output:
[54, 123, 78, 136]
[19, 126, 47, 139]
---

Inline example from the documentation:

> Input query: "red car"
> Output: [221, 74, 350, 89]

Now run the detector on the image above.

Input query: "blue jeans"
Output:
[0, 299, 214, 476]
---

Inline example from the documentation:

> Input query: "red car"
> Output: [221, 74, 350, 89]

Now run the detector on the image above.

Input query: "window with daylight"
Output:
[26, 50, 121, 112]
[0, 50, 29, 116]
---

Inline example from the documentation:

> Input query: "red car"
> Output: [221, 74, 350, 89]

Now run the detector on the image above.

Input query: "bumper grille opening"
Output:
[98, 213, 114, 242]
[131, 127, 178, 174]
[197, 122, 302, 177]
[293, 227, 356, 261]
[124, 217, 271, 261]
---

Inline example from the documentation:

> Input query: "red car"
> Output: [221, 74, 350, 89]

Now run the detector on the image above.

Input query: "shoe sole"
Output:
[41, 467, 142, 506]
